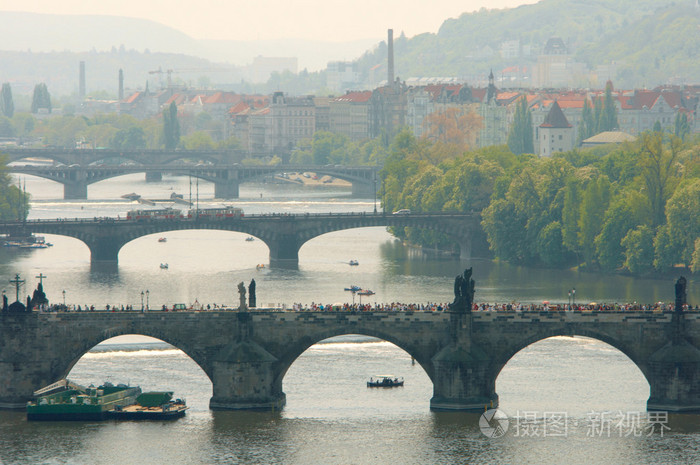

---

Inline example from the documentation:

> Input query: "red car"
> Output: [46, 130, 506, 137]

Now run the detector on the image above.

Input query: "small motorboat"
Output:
[367, 375, 404, 388]
[349, 260, 359, 266]
[158, 237, 167, 243]
[357, 289, 374, 296]
[160, 263, 169, 269]
[245, 237, 255, 242]
[344, 285, 361, 292]
[256, 264, 265, 270]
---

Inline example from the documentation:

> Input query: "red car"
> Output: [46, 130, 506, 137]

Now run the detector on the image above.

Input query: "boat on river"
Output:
[109, 391, 187, 420]
[160, 263, 169, 269]
[27, 380, 142, 421]
[367, 375, 404, 388]
[357, 289, 375, 296]
[349, 260, 359, 266]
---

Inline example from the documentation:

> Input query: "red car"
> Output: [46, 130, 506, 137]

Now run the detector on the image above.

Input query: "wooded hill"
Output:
[357, 0, 699, 88]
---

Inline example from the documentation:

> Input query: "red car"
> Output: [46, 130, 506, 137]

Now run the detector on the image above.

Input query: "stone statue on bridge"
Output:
[675, 276, 687, 312]
[30, 282, 48, 310]
[451, 268, 475, 313]
[238, 282, 247, 311]
[249, 279, 256, 308]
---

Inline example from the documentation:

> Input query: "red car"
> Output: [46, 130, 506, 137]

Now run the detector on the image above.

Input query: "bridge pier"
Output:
[351, 179, 377, 198]
[145, 172, 162, 182]
[64, 182, 88, 200]
[430, 311, 498, 411]
[458, 235, 472, 260]
[267, 234, 300, 264]
[87, 236, 123, 265]
[209, 340, 286, 410]
[214, 180, 240, 199]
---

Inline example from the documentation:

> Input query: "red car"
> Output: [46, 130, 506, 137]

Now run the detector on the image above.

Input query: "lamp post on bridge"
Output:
[568, 289, 572, 307]
[62, 290, 66, 307]
[572, 288, 576, 307]
[146, 290, 149, 310]
[141, 291, 144, 311]
[373, 172, 377, 214]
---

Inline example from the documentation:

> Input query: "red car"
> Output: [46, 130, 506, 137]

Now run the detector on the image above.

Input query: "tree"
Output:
[594, 194, 645, 271]
[664, 179, 700, 266]
[421, 107, 482, 149]
[507, 96, 533, 155]
[578, 176, 611, 267]
[0, 83, 14, 118]
[0, 116, 14, 137]
[111, 127, 146, 150]
[638, 131, 681, 227]
[0, 154, 30, 221]
[621, 225, 654, 274]
[674, 113, 690, 140]
[181, 131, 216, 150]
[162, 102, 180, 149]
[30, 83, 51, 114]
[598, 81, 618, 132]
[577, 98, 595, 144]
[593, 96, 603, 133]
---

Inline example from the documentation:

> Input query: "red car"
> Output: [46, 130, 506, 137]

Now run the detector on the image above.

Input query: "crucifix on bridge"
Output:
[9, 274, 25, 303]
[36, 273, 47, 286]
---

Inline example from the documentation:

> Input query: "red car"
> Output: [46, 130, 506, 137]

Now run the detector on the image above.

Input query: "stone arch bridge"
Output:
[0, 213, 478, 264]
[1, 309, 699, 413]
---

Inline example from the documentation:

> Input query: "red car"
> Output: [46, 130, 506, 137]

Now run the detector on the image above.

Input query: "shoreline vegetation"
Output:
[380, 129, 700, 277]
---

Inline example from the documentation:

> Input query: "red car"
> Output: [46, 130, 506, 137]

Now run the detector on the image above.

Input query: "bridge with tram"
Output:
[0, 212, 479, 265]
[3, 148, 379, 199]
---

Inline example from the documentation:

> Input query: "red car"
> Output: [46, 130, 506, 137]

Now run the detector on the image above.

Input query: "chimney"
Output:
[387, 29, 394, 86]
[118, 69, 124, 101]
[79, 61, 86, 99]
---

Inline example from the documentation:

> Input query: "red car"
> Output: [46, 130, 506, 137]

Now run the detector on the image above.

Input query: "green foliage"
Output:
[0, 83, 14, 118]
[181, 131, 215, 150]
[30, 83, 51, 114]
[598, 82, 619, 132]
[577, 99, 595, 144]
[675, 113, 690, 140]
[0, 116, 14, 137]
[0, 154, 30, 220]
[664, 179, 700, 266]
[162, 102, 180, 150]
[506, 97, 533, 155]
[622, 225, 655, 274]
[381, 123, 699, 275]
[111, 127, 146, 150]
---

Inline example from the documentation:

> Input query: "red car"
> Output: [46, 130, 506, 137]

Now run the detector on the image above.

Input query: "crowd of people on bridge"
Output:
[34, 300, 699, 313]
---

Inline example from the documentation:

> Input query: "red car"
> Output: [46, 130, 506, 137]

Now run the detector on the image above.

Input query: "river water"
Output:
[1, 173, 699, 464]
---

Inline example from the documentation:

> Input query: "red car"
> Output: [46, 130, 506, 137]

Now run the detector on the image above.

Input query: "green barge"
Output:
[26, 380, 142, 421]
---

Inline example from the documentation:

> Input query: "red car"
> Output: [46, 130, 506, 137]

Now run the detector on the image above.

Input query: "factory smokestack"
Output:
[79, 61, 86, 99]
[118, 69, 124, 101]
[387, 29, 394, 86]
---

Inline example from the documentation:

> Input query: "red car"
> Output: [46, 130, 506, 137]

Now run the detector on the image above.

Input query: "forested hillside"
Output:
[357, 0, 697, 88]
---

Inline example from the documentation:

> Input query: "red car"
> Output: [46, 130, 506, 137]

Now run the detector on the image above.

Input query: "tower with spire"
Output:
[538, 100, 573, 157]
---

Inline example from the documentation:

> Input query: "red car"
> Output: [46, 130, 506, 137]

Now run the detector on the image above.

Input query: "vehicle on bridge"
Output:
[126, 208, 184, 221]
[392, 209, 411, 215]
[187, 206, 244, 219]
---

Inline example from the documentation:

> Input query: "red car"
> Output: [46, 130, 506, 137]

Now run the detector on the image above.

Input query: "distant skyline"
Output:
[3, 0, 539, 42]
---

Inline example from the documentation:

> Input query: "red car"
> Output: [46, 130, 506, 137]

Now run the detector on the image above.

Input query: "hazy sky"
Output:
[5, 0, 538, 41]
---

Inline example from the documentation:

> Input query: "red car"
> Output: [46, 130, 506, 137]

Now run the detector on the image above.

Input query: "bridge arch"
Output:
[494, 328, 650, 381]
[273, 329, 436, 394]
[494, 333, 650, 410]
[59, 330, 214, 384]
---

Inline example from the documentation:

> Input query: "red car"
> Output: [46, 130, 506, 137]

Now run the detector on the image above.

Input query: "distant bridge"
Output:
[2, 147, 245, 166]
[0, 212, 479, 265]
[10, 164, 379, 199]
